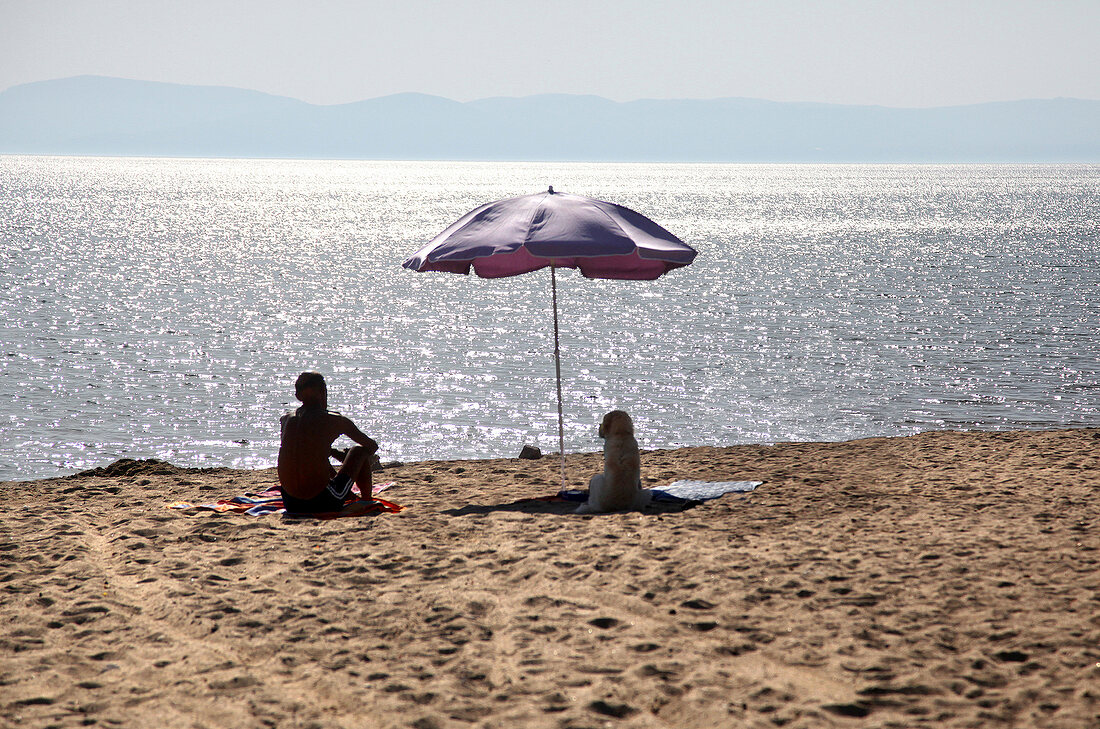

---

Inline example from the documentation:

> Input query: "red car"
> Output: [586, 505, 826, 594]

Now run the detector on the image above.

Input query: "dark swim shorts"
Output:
[280, 474, 354, 514]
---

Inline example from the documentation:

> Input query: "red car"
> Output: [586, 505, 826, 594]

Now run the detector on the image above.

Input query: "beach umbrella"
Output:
[403, 187, 697, 487]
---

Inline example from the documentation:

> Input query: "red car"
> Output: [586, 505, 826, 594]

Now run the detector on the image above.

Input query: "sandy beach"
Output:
[1, 428, 1097, 728]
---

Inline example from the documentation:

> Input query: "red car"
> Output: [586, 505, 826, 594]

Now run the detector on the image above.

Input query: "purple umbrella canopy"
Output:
[403, 187, 696, 279]
[403, 188, 697, 487]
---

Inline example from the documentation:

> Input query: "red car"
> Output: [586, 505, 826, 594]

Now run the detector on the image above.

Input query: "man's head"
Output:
[294, 371, 327, 405]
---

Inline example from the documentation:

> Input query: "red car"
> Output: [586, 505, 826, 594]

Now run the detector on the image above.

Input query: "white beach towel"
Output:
[656, 480, 761, 501]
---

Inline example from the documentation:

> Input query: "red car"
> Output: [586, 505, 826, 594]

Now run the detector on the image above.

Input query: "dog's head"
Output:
[599, 410, 634, 439]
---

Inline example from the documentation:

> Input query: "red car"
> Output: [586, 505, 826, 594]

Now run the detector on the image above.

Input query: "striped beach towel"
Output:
[168, 482, 401, 518]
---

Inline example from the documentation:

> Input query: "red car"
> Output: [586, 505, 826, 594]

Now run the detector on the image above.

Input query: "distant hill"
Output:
[1, 75, 1098, 162]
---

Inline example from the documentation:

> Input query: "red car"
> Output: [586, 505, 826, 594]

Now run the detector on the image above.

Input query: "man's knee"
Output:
[344, 446, 372, 470]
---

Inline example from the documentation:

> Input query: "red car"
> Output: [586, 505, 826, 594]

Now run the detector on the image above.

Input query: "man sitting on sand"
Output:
[277, 372, 378, 514]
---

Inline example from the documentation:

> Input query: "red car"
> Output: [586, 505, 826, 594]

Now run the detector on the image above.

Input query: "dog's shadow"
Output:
[443, 495, 699, 517]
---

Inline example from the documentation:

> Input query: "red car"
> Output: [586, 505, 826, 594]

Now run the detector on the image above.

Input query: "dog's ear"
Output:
[598, 412, 609, 438]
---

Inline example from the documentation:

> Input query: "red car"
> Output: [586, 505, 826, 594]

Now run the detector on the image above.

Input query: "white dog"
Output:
[576, 410, 652, 514]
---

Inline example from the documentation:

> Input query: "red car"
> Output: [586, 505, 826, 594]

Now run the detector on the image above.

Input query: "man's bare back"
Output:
[278, 407, 357, 498]
[277, 372, 377, 511]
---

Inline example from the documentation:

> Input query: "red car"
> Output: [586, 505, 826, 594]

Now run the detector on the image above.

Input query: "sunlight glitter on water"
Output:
[1, 157, 1098, 480]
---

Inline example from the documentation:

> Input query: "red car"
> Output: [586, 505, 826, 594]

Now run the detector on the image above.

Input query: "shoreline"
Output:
[6, 424, 1099, 486]
[2, 428, 1097, 728]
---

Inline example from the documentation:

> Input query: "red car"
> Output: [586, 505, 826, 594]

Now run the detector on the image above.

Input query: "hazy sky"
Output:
[2, 0, 1098, 107]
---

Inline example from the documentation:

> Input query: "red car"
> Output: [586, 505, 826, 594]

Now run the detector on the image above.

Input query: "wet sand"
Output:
[1, 428, 1098, 728]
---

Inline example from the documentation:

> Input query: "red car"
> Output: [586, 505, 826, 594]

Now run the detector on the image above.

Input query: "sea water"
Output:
[1, 157, 1097, 481]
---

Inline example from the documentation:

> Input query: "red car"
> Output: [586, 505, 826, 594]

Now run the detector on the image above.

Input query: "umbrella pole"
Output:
[551, 265, 566, 491]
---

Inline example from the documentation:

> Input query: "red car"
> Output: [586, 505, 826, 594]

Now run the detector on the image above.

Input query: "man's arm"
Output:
[340, 417, 379, 454]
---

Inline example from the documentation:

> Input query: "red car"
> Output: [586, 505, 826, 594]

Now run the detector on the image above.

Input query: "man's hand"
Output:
[330, 448, 349, 463]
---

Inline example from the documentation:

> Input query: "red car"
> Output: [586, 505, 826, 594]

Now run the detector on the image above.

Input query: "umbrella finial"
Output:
[548, 185, 555, 194]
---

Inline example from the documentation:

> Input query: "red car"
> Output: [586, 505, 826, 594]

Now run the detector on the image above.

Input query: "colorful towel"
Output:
[559, 479, 760, 505]
[168, 482, 401, 518]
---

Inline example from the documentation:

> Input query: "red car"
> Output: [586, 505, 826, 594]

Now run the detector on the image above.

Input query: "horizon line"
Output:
[5, 153, 1098, 166]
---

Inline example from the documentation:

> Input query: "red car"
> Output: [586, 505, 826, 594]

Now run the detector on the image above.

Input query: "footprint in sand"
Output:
[688, 621, 719, 632]
[823, 702, 872, 718]
[681, 598, 715, 610]
[589, 700, 638, 719]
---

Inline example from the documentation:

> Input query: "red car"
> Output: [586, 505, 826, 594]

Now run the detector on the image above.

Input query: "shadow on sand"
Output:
[443, 496, 698, 517]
